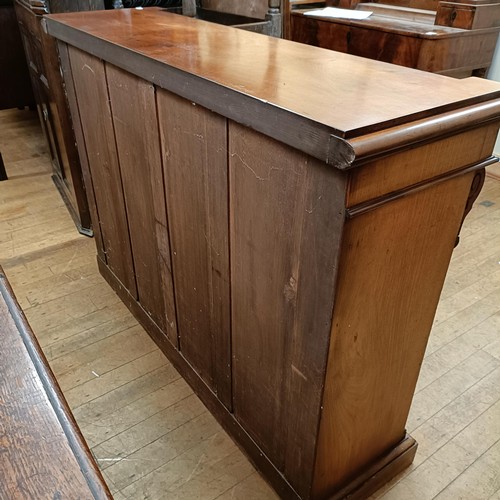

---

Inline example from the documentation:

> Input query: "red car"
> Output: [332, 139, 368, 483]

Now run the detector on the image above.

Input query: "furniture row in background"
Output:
[288, 0, 500, 77]
[12, 0, 104, 234]
[6, 0, 500, 235]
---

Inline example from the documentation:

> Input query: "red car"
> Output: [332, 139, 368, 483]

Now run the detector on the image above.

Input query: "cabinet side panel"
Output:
[105, 64, 178, 344]
[157, 89, 231, 409]
[57, 41, 105, 259]
[229, 122, 346, 497]
[313, 172, 475, 497]
[67, 46, 137, 297]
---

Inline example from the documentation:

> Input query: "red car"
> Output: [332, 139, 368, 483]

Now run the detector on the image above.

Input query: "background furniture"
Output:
[14, 0, 104, 235]
[0, 268, 111, 499]
[290, 0, 500, 77]
[0, 0, 34, 110]
[46, 8, 500, 499]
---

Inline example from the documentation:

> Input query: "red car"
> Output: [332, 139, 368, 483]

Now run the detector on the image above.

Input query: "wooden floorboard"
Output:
[0, 108, 499, 499]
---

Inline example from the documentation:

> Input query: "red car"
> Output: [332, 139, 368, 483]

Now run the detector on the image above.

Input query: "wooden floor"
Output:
[0, 108, 499, 500]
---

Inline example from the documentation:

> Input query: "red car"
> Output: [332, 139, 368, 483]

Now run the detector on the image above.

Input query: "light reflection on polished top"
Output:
[45, 7, 500, 139]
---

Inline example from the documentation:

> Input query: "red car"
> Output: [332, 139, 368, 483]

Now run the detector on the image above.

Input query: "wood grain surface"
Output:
[229, 122, 346, 498]
[313, 172, 476, 497]
[43, 8, 500, 140]
[157, 89, 232, 409]
[68, 46, 137, 297]
[0, 269, 111, 500]
[106, 64, 177, 341]
[48, 11, 500, 499]
[57, 41, 106, 259]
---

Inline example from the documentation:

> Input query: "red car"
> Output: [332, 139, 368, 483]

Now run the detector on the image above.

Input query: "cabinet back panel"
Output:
[68, 47, 137, 297]
[106, 65, 177, 342]
[157, 89, 232, 409]
[229, 122, 346, 497]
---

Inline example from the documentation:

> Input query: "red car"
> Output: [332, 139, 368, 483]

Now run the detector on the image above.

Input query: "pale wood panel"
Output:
[157, 89, 232, 408]
[314, 173, 476, 497]
[411, 366, 500, 467]
[379, 399, 500, 500]
[92, 394, 206, 461]
[68, 351, 170, 410]
[347, 124, 498, 206]
[44, 314, 137, 362]
[50, 325, 157, 390]
[103, 411, 220, 490]
[78, 373, 189, 449]
[67, 350, 169, 411]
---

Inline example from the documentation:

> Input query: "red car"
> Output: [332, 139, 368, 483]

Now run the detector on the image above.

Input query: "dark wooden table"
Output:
[0, 268, 111, 500]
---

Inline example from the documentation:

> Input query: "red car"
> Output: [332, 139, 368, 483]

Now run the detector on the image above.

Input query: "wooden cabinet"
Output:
[14, 0, 105, 235]
[290, 0, 500, 77]
[46, 8, 500, 499]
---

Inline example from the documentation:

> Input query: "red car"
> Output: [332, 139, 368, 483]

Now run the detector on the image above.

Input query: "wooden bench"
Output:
[0, 268, 111, 499]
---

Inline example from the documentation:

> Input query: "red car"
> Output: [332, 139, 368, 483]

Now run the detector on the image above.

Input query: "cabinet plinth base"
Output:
[330, 435, 417, 500]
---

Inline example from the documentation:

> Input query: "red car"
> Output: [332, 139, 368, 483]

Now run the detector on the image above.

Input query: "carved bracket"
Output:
[455, 167, 486, 247]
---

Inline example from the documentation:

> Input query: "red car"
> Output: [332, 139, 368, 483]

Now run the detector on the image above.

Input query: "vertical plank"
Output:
[313, 173, 476, 498]
[157, 90, 231, 409]
[229, 122, 346, 498]
[67, 46, 137, 298]
[105, 64, 178, 345]
[57, 41, 105, 261]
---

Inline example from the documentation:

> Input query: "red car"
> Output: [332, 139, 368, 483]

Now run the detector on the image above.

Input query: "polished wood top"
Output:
[45, 8, 500, 166]
[0, 269, 111, 500]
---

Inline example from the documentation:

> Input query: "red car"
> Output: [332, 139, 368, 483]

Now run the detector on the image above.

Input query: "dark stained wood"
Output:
[157, 89, 232, 409]
[96, 256, 301, 500]
[436, 0, 500, 29]
[14, 0, 92, 234]
[49, 0, 104, 12]
[41, 26, 92, 233]
[67, 47, 137, 297]
[0, 269, 111, 500]
[56, 40, 106, 261]
[229, 122, 346, 498]
[0, 4, 34, 110]
[291, 0, 500, 77]
[106, 64, 177, 343]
